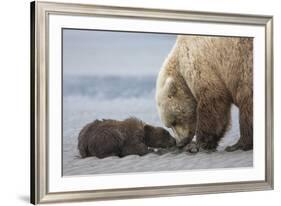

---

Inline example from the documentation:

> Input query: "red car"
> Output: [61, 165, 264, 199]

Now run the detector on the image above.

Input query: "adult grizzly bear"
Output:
[78, 118, 176, 158]
[156, 35, 253, 152]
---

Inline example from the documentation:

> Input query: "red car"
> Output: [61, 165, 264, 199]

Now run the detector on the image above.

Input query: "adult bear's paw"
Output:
[183, 141, 199, 154]
[225, 140, 253, 152]
[197, 134, 219, 152]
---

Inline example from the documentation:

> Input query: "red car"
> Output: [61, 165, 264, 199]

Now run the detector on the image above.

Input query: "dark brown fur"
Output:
[78, 118, 176, 158]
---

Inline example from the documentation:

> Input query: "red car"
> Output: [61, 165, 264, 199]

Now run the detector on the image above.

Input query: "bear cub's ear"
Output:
[143, 124, 155, 145]
[144, 124, 154, 136]
[164, 77, 177, 98]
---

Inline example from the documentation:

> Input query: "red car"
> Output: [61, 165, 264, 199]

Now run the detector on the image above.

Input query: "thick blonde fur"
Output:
[156, 35, 253, 151]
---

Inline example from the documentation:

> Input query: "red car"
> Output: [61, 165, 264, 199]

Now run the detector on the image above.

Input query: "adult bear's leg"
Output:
[226, 95, 253, 151]
[196, 95, 231, 151]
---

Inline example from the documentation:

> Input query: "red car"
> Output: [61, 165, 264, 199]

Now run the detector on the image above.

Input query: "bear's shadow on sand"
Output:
[149, 146, 219, 156]
[75, 144, 231, 160]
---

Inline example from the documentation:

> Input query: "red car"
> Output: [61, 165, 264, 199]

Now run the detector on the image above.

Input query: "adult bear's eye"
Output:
[171, 121, 176, 126]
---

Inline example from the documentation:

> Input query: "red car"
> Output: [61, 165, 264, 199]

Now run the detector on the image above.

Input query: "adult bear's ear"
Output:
[164, 77, 177, 98]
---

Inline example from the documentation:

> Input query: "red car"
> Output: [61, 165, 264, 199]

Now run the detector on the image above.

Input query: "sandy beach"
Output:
[63, 86, 252, 176]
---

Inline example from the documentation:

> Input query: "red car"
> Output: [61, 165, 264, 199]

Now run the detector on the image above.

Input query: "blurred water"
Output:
[63, 75, 156, 99]
[63, 75, 161, 127]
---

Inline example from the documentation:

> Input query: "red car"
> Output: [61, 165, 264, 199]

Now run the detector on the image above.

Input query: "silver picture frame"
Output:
[30, 1, 274, 204]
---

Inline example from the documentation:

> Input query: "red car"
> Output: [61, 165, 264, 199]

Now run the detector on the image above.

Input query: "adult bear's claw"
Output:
[183, 141, 199, 153]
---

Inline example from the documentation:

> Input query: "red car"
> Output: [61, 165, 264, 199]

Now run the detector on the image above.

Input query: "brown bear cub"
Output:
[78, 117, 176, 158]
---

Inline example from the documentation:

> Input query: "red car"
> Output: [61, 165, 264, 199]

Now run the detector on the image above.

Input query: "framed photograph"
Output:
[30, 1, 274, 204]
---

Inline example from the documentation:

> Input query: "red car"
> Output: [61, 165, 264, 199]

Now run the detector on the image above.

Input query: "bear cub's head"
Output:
[144, 124, 176, 148]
